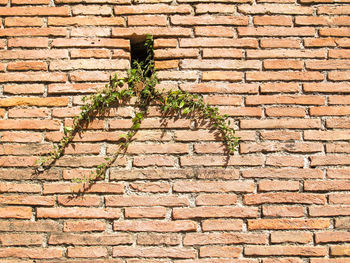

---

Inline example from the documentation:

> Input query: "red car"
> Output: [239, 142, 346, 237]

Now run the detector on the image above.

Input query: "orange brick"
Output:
[264, 59, 303, 69]
[254, 15, 292, 26]
[5, 17, 44, 27]
[37, 208, 121, 219]
[271, 231, 313, 244]
[246, 71, 324, 81]
[113, 220, 196, 232]
[0, 248, 62, 259]
[238, 27, 315, 37]
[0, 28, 67, 37]
[183, 233, 267, 245]
[171, 15, 248, 25]
[128, 15, 167, 26]
[244, 193, 326, 205]
[63, 221, 106, 232]
[0, 233, 43, 246]
[195, 4, 237, 14]
[173, 207, 258, 219]
[137, 233, 181, 246]
[72, 5, 112, 15]
[0, 6, 70, 16]
[202, 48, 243, 58]
[266, 107, 306, 117]
[262, 206, 305, 217]
[125, 207, 166, 218]
[260, 38, 301, 48]
[248, 49, 325, 58]
[195, 26, 234, 37]
[8, 37, 49, 48]
[304, 37, 336, 47]
[114, 4, 192, 15]
[245, 246, 327, 256]
[48, 233, 132, 245]
[258, 180, 299, 191]
[200, 246, 241, 258]
[202, 219, 243, 231]
[67, 247, 107, 258]
[0, 206, 32, 219]
[7, 61, 47, 71]
[238, 4, 313, 14]
[180, 37, 258, 48]
[48, 17, 125, 26]
[112, 246, 196, 259]
[248, 219, 330, 230]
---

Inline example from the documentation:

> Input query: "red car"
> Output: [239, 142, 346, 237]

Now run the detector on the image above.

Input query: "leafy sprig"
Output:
[35, 35, 239, 184]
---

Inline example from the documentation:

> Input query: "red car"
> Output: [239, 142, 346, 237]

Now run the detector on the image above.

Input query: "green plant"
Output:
[35, 35, 239, 184]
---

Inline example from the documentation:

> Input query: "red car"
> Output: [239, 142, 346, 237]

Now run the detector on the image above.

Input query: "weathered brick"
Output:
[258, 180, 300, 191]
[184, 233, 267, 245]
[125, 207, 167, 218]
[202, 219, 243, 231]
[244, 246, 327, 256]
[67, 247, 107, 258]
[248, 219, 330, 230]
[262, 206, 305, 217]
[0, 206, 32, 219]
[113, 247, 196, 259]
[37, 208, 121, 219]
[174, 180, 254, 193]
[0, 234, 44, 246]
[200, 246, 241, 258]
[244, 193, 326, 205]
[173, 207, 258, 219]
[113, 220, 197, 232]
[137, 233, 181, 246]
[241, 119, 321, 129]
[0, 248, 62, 259]
[49, 233, 132, 245]
[63, 220, 106, 232]
[243, 168, 322, 179]
[271, 231, 313, 244]
[105, 195, 189, 207]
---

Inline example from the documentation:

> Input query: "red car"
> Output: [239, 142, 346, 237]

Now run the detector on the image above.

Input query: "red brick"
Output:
[48, 17, 124, 26]
[181, 59, 260, 70]
[202, 219, 243, 231]
[246, 72, 324, 81]
[113, 247, 196, 259]
[0, 6, 69, 16]
[7, 61, 47, 71]
[260, 83, 300, 93]
[125, 207, 166, 218]
[320, 28, 350, 37]
[37, 208, 121, 219]
[262, 206, 305, 217]
[0, 195, 54, 206]
[48, 233, 132, 245]
[304, 37, 336, 47]
[244, 246, 327, 256]
[271, 231, 313, 244]
[244, 193, 326, 205]
[258, 180, 299, 191]
[57, 195, 101, 207]
[114, 4, 191, 14]
[0, 28, 67, 37]
[53, 38, 128, 48]
[195, 26, 234, 37]
[180, 83, 258, 94]
[133, 155, 175, 167]
[183, 233, 267, 245]
[72, 5, 112, 15]
[112, 27, 191, 37]
[332, 245, 350, 256]
[5, 17, 44, 27]
[238, 4, 313, 14]
[0, 50, 67, 60]
[248, 219, 330, 230]
[113, 220, 197, 232]
[241, 119, 321, 129]
[67, 247, 107, 258]
[240, 142, 322, 153]
[180, 37, 258, 48]
[172, 15, 248, 25]
[0, 220, 59, 232]
[238, 27, 315, 37]
[311, 155, 350, 166]
[174, 180, 254, 193]
[180, 156, 264, 166]
[195, 4, 236, 14]
[155, 60, 179, 69]
[326, 143, 350, 153]
[260, 38, 300, 48]
[265, 107, 306, 117]
[105, 195, 189, 207]
[265, 156, 304, 167]
[309, 206, 350, 217]
[0, 206, 32, 219]
[63, 220, 106, 232]
[304, 83, 350, 93]
[0, 72, 66, 83]
[12, 0, 49, 3]
[254, 16, 292, 26]
[173, 207, 258, 219]
[243, 168, 322, 179]
[137, 233, 181, 245]
[0, 248, 62, 259]
[0, 233, 43, 246]
[264, 59, 303, 69]
[128, 15, 167, 26]
[200, 246, 241, 258]
[318, 6, 350, 15]
[8, 37, 49, 48]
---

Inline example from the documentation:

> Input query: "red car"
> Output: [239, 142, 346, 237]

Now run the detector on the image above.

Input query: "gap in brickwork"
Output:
[130, 35, 151, 74]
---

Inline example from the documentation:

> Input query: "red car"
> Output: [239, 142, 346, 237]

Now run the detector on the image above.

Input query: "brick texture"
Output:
[0, 0, 348, 261]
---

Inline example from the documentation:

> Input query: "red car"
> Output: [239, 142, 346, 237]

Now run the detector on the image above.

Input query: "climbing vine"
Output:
[35, 35, 239, 183]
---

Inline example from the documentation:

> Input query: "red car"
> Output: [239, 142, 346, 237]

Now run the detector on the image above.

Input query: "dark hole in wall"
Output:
[130, 35, 153, 78]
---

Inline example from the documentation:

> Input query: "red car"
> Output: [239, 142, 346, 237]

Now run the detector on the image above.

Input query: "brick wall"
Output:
[0, 0, 350, 262]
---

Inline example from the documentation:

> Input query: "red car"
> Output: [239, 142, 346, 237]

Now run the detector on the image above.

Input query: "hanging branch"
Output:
[34, 35, 239, 184]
